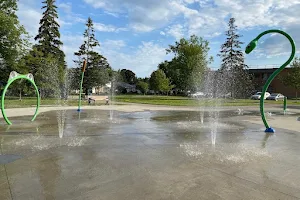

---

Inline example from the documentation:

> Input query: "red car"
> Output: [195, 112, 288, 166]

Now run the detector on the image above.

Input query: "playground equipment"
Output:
[245, 29, 296, 133]
[77, 60, 87, 112]
[1, 71, 40, 125]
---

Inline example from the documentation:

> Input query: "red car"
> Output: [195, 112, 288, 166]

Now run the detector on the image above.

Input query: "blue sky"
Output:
[17, 0, 300, 77]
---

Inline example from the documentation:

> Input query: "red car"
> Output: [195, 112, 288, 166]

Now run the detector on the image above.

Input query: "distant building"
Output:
[115, 82, 137, 93]
[249, 68, 300, 98]
[92, 83, 111, 94]
[72, 82, 137, 95]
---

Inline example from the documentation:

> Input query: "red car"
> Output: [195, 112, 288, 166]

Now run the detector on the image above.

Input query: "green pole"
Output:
[77, 60, 87, 112]
[1, 73, 40, 125]
[245, 29, 295, 133]
[284, 96, 287, 114]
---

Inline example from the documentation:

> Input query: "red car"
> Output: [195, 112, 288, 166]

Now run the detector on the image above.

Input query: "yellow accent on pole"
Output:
[82, 60, 87, 72]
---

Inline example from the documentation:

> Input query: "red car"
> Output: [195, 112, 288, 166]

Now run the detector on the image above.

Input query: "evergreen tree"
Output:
[34, 0, 66, 96]
[19, 48, 60, 98]
[74, 17, 110, 94]
[218, 18, 253, 98]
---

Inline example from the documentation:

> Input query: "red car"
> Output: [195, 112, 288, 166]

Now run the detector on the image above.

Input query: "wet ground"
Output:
[0, 109, 300, 199]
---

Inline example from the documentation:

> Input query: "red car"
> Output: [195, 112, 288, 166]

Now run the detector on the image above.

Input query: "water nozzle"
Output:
[245, 39, 257, 54]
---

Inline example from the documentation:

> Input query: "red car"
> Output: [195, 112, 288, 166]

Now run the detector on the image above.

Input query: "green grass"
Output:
[115, 95, 300, 107]
[0, 95, 299, 108]
[0, 97, 106, 108]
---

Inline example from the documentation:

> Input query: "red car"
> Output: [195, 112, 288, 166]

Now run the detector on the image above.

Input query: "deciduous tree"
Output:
[136, 81, 149, 95]
[281, 57, 300, 99]
[0, 0, 28, 87]
[164, 35, 212, 92]
[149, 69, 172, 94]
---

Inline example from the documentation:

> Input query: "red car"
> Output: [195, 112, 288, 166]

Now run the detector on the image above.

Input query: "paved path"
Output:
[0, 104, 300, 199]
[1, 103, 299, 118]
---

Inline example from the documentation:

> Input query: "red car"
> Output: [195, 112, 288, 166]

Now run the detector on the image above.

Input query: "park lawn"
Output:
[115, 95, 300, 107]
[0, 95, 299, 108]
[0, 97, 106, 108]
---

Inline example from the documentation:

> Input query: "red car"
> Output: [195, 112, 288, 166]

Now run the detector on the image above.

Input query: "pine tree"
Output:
[34, 0, 66, 96]
[35, 0, 63, 55]
[74, 17, 110, 94]
[218, 18, 253, 98]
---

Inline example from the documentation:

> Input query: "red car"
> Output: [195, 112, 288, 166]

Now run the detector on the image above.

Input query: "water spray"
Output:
[77, 60, 87, 112]
[283, 96, 287, 115]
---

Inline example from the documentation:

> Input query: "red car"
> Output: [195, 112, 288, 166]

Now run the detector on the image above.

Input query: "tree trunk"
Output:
[19, 90, 22, 101]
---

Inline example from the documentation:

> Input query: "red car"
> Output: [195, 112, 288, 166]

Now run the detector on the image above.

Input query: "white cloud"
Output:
[101, 40, 126, 50]
[57, 2, 86, 24]
[104, 11, 120, 18]
[84, 0, 180, 32]
[100, 41, 168, 77]
[17, 0, 300, 74]
[94, 23, 127, 32]
[83, 0, 300, 42]
[58, 2, 72, 13]
[166, 24, 186, 40]
[130, 23, 154, 32]
[17, 2, 41, 38]
[160, 31, 166, 36]
[61, 34, 85, 67]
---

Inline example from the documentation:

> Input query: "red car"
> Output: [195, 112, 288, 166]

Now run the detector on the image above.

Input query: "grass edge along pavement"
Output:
[0, 97, 106, 108]
[115, 95, 300, 107]
[0, 95, 300, 108]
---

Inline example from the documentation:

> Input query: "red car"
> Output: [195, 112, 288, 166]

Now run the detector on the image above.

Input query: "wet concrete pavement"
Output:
[0, 109, 300, 199]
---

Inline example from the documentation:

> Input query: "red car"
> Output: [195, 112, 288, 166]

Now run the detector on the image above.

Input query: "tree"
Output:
[281, 57, 300, 99]
[136, 81, 149, 95]
[34, 0, 66, 95]
[164, 35, 212, 92]
[0, 0, 29, 86]
[119, 69, 137, 84]
[217, 18, 253, 98]
[19, 48, 60, 98]
[149, 69, 172, 94]
[74, 17, 110, 94]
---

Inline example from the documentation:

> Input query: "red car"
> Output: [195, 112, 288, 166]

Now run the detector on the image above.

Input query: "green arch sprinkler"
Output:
[245, 29, 296, 133]
[1, 71, 40, 125]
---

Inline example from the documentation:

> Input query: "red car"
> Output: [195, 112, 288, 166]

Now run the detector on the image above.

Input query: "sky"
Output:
[17, 0, 300, 78]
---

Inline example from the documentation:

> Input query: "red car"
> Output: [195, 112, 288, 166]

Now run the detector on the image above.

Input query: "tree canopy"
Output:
[119, 69, 137, 85]
[281, 57, 300, 98]
[0, 0, 28, 86]
[161, 35, 212, 92]
[149, 69, 172, 93]
[136, 81, 149, 95]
